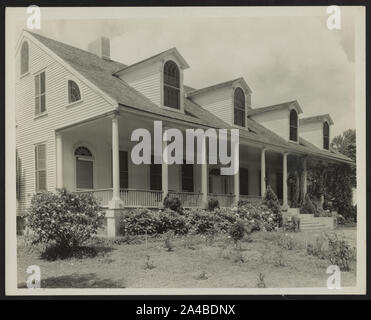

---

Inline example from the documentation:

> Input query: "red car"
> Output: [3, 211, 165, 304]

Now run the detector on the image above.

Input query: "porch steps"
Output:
[299, 214, 333, 231]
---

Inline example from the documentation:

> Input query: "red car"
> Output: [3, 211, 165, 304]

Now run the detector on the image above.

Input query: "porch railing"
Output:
[120, 189, 163, 207]
[74, 188, 113, 207]
[239, 194, 262, 205]
[208, 193, 235, 207]
[168, 191, 203, 208]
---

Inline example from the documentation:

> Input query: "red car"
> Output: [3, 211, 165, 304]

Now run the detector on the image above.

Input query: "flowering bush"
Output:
[119, 202, 280, 236]
[119, 208, 189, 235]
[26, 189, 104, 249]
[237, 203, 278, 232]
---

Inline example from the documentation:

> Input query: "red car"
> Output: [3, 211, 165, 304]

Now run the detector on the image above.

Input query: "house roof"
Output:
[25, 31, 353, 165]
[299, 114, 334, 125]
[186, 77, 252, 98]
[113, 47, 190, 76]
[248, 100, 303, 116]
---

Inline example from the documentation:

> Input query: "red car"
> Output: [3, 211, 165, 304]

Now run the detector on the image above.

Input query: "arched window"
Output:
[234, 88, 245, 127]
[323, 122, 330, 150]
[20, 41, 29, 75]
[68, 80, 81, 103]
[75, 146, 93, 189]
[289, 109, 298, 142]
[164, 61, 180, 109]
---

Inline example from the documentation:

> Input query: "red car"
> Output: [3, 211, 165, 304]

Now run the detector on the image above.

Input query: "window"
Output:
[35, 144, 47, 192]
[234, 88, 245, 127]
[323, 122, 330, 150]
[164, 61, 180, 109]
[289, 109, 298, 142]
[239, 168, 249, 195]
[68, 80, 81, 104]
[20, 41, 29, 75]
[150, 155, 162, 190]
[119, 151, 128, 189]
[75, 146, 93, 189]
[182, 164, 194, 192]
[35, 71, 46, 114]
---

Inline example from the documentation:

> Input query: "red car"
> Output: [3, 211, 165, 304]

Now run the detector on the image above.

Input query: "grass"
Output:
[17, 228, 357, 289]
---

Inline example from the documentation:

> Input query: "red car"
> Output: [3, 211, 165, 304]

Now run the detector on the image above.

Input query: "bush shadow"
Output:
[18, 273, 125, 288]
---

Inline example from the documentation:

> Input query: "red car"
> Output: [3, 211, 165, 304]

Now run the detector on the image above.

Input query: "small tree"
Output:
[208, 198, 220, 211]
[229, 220, 246, 246]
[262, 185, 282, 226]
[26, 189, 104, 249]
[163, 194, 183, 214]
[301, 193, 317, 214]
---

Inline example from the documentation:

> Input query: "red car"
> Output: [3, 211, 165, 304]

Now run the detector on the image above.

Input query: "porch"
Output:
[55, 110, 310, 235]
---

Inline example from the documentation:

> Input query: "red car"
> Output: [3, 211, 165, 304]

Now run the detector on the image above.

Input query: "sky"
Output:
[14, 8, 356, 137]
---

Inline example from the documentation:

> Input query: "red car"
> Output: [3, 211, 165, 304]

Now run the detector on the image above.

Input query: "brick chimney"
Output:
[88, 37, 110, 60]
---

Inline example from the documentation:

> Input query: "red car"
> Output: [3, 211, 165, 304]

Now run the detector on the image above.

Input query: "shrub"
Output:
[306, 235, 328, 260]
[326, 233, 356, 271]
[338, 204, 357, 222]
[282, 215, 300, 232]
[186, 209, 218, 234]
[229, 220, 246, 244]
[158, 209, 189, 235]
[262, 186, 282, 226]
[301, 194, 317, 214]
[26, 189, 104, 249]
[237, 202, 278, 232]
[119, 208, 159, 235]
[208, 198, 220, 211]
[163, 194, 183, 214]
[119, 208, 188, 236]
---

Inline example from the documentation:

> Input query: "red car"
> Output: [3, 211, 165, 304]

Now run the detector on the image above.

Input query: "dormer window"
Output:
[289, 109, 298, 142]
[68, 80, 81, 103]
[234, 87, 245, 127]
[20, 41, 29, 75]
[164, 61, 180, 109]
[323, 121, 330, 150]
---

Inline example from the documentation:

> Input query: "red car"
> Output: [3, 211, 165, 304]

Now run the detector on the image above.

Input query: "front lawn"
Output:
[17, 227, 357, 288]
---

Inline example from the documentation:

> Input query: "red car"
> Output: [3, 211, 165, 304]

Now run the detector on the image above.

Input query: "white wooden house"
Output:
[15, 31, 354, 236]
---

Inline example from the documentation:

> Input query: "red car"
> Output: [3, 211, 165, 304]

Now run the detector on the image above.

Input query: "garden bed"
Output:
[17, 228, 356, 289]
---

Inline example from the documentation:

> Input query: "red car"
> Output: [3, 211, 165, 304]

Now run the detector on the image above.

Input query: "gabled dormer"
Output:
[248, 100, 303, 142]
[186, 78, 252, 128]
[113, 48, 189, 113]
[299, 114, 334, 150]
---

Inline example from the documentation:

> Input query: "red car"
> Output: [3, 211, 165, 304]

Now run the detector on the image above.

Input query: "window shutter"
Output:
[76, 159, 93, 189]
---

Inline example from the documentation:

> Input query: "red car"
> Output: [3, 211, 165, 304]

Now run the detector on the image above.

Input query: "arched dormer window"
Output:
[234, 87, 246, 127]
[20, 41, 29, 75]
[68, 80, 81, 104]
[164, 61, 180, 109]
[289, 109, 298, 142]
[323, 121, 330, 150]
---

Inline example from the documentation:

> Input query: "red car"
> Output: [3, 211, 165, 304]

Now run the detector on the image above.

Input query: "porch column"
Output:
[201, 135, 208, 209]
[302, 157, 307, 198]
[55, 132, 63, 189]
[283, 152, 288, 209]
[107, 112, 124, 237]
[111, 114, 121, 202]
[162, 129, 169, 202]
[234, 170, 240, 206]
[260, 148, 266, 197]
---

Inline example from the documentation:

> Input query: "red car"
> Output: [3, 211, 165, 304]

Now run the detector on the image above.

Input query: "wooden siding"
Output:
[15, 36, 115, 216]
[119, 62, 162, 106]
[191, 86, 234, 125]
